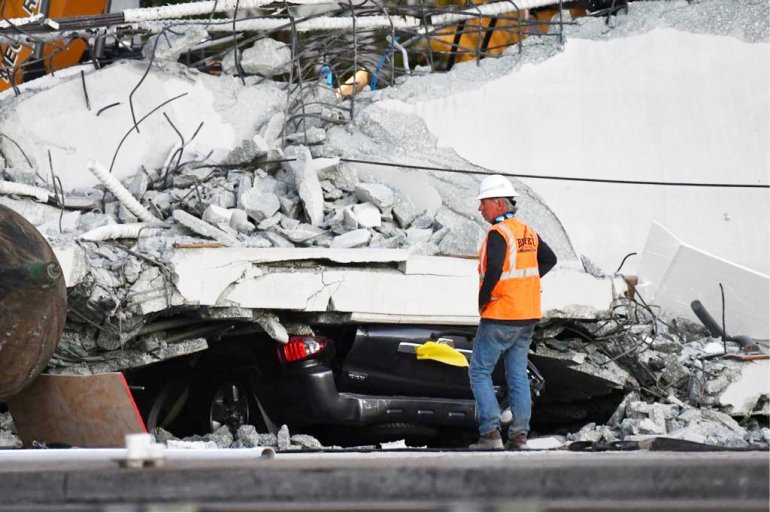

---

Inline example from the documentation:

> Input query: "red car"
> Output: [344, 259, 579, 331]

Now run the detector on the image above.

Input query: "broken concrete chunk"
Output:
[173, 209, 240, 247]
[277, 223, 325, 244]
[252, 134, 270, 157]
[331, 228, 371, 249]
[393, 193, 419, 228]
[257, 213, 282, 231]
[410, 211, 435, 229]
[229, 208, 256, 234]
[252, 173, 278, 194]
[285, 127, 326, 145]
[437, 220, 483, 257]
[241, 235, 272, 247]
[144, 26, 209, 62]
[341, 207, 358, 230]
[0, 430, 21, 449]
[258, 432, 278, 447]
[254, 311, 289, 343]
[223, 37, 291, 76]
[352, 202, 381, 228]
[354, 183, 395, 211]
[313, 157, 340, 178]
[430, 226, 450, 244]
[321, 161, 358, 192]
[406, 227, 433, 246]
[320, 180, 344, 200]
[205, 425, 235, 449]
[203, 204, 233, 227]
[700, 408, 746, 437]
[260, 112, 285, 149]
[236, 424, 261, 448]
[406, 240, 439, 256]
[118, 204, 138, 224]
[77, 212, 115, 232]
[208, 187, 237, 209]
[236, 175, 253, 210]
[0, 412, 15, 433]
[376, 221, 404, 238]
[369, 233, 406, 249]
[277, 424, 292, 451]
[61, 194, 99, 210]
[290, 434, 324, 450]
[285, 146, 324, 226]
[279, 216, 300, 230]
[241, 190, 281, 223]
[278, 193, 302, 219]
[127, 171, 149, 199]
[263, 231, 294, 248]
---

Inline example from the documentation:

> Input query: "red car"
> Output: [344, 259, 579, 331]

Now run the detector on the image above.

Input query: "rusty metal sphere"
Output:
[0, 204, 67, 401]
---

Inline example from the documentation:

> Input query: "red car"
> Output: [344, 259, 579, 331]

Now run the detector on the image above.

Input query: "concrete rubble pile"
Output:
[153, 424, 332, 452]
[535, 300, 770, 449]
[0, 32, 580, 375]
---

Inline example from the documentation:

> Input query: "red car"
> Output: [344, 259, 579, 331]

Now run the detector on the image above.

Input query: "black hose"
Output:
[691, 299, 760, 352]
[690, 300, 724, 338]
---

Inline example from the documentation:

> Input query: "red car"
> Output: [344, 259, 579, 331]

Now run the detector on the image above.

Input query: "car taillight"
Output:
[278, 335, 327, 363]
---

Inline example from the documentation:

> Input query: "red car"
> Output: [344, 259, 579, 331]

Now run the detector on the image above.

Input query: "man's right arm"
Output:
[537, 237, 557, 277]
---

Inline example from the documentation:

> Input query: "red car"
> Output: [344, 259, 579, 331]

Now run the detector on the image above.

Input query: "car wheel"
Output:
[209, 380, 251, 433]
[188, 375, 266, 435]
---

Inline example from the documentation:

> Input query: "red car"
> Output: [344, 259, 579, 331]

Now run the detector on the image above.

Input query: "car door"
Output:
[336, 324, 507, 399]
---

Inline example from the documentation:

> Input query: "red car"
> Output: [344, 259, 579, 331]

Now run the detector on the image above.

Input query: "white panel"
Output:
[635, 221, 684, 301]
[655, 246, 770, 341]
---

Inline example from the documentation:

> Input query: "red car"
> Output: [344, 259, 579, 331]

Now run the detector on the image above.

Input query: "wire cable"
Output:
[336, 157, 770, 189]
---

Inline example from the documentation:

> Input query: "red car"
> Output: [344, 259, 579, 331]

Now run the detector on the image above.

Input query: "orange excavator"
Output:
[0, 0, 108, 92]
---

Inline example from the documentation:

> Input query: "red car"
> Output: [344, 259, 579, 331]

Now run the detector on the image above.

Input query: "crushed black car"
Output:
[125, 321, 626, 447]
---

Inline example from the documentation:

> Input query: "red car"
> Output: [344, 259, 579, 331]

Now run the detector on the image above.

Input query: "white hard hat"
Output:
[476, 174, 519, 200]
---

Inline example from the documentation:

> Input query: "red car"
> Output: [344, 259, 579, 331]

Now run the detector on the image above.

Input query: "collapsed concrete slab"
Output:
[0, 61, 286, 192]
[164, 247, 621, 324]
[636, 222, 770, 341]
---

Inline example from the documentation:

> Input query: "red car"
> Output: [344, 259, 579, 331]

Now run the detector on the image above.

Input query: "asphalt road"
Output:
[0, 449, 768, 511]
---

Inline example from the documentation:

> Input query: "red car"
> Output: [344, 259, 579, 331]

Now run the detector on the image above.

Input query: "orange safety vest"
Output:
[478, 217, 541, 321]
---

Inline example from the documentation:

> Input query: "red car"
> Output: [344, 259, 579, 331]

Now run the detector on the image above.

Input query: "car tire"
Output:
[187, 374, 266, 436]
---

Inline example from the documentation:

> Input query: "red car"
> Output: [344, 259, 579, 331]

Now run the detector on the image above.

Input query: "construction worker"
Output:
[469, 174, 557, 450]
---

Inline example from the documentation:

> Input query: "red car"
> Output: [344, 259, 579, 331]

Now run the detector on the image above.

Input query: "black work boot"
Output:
[504, 432, 528, 450]
[469, 429, 504, 450]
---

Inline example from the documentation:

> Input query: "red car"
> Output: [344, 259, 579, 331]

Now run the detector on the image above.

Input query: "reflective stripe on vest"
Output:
[477, 217, 542, 320]
[478, 222, 539, 281]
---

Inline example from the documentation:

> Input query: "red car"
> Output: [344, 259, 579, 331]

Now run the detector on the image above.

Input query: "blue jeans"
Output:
[469, 320, 534, 437]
